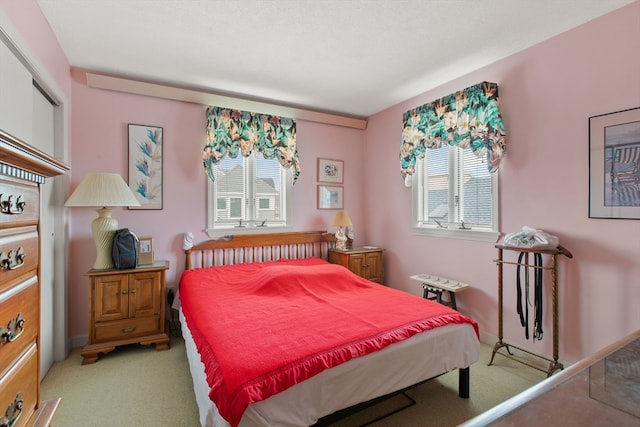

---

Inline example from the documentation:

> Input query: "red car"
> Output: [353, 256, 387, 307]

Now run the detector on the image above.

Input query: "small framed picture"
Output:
[317, 158, 344, 183]
[317, 185, 344, 209]
[138, 236, 154, 265]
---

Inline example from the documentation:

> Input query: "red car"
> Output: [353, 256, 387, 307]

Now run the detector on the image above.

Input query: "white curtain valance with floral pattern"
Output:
[203, 106, 300, 183]
[400, 81, 507, 178]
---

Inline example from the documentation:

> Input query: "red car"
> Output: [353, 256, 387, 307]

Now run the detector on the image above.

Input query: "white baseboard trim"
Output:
[70, 335, 88, 349]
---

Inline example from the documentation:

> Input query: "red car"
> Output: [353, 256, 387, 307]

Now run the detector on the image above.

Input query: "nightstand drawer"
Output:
[94, 316, 161, 342]
[0, 277, 38, 377]
[0, 227, 38, 293]
[0, 178, 39, 226]
[0, 343, 38, 427]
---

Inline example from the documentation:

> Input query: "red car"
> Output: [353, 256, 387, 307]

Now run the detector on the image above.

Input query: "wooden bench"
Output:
[410, 274, 470, 310]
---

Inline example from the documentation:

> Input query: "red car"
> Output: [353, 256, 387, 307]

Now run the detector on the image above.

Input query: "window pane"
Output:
[208, 151, 291, 231]
[230, 198, 242, 218]
[461, 148, 492, 227]
[255, 155, 282, 223]
[215, 156, 244, 221]
[425, 146, 449, 223]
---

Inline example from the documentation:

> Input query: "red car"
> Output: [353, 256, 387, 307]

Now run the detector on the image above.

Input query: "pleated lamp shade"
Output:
[332, 211, 352, 227]
[65, 173, 140, 269]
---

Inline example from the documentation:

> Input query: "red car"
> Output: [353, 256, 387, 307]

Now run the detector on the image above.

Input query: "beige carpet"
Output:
[41, 336, 545, 426]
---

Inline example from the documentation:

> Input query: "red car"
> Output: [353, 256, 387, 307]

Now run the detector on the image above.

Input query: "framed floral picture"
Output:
[317, 158, 344, 183]
[317, 185, 344, 209]
[128, 124, 163, 210]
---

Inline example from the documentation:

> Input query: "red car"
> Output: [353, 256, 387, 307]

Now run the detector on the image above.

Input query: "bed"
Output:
[178, 231, 480, 427]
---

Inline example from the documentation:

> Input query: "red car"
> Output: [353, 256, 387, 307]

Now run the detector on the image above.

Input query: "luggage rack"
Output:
[410, 274, 470, 310]
[488, 244, 573, 377]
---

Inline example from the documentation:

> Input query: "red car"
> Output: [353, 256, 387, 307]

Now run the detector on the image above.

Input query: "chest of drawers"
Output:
[0, 129, 68, 426]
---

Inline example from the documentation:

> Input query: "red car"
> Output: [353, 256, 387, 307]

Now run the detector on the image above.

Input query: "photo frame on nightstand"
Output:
[138, 236, 154, 265]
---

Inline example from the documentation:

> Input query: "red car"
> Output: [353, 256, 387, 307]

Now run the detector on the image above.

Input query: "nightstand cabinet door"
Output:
[94, 274, 129, 322]
[329, 248, 384, 283]
[354, 251, 383, 283]
[129, 270, 162, 318]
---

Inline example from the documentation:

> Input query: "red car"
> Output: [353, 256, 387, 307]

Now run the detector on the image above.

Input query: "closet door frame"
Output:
[0, 11, 71, 365]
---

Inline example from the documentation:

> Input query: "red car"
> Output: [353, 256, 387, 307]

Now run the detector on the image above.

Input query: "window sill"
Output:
[412, 226, 500, 243]
[206, 225, 292, 238]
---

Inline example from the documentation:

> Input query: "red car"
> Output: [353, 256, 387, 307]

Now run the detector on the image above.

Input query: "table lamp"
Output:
[332, 210, 352, 250]
[65, 172, 140, 270]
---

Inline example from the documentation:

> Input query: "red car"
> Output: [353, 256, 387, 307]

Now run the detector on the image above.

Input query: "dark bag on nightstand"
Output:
[112, 228, 138, 269]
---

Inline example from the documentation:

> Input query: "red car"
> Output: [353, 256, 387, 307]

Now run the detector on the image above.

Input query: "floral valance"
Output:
[203, 106, 300, 183]
[400, 81, 506, 177]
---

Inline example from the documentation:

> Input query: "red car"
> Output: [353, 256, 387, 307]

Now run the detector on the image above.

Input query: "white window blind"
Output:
[414, 145, 498, 241]
[208, 152, 291, 233]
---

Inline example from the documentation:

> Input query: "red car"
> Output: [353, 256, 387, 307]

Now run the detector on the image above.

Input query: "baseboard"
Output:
[70, 334, 88, 349]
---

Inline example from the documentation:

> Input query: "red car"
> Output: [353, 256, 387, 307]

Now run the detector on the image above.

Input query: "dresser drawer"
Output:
[94, 315, 161, 343]
[0, 226, 38, 293]
[0, 178, 39, 227]
[0, 343, 38, 427]
[0, 277, 38, 378]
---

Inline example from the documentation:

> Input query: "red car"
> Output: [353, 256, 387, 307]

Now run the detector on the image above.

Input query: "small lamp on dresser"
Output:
[332, 210, 353, 250]
[64, 172, 140, 270]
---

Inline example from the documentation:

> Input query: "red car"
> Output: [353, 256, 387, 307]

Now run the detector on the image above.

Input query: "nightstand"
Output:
[328, 247, 384, 283]
[81, 260, 171, 364]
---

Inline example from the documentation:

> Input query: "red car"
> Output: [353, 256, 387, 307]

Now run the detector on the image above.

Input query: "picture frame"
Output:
[137, 236, 154, 265]
[589, 107, 640, 219]
[317, 185, 344, 210]
[128, 124, 163, 210]
[317, 158, 344, 183]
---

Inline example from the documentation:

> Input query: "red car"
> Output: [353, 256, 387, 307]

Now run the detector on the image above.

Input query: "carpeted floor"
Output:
[40, 336, 545, 427]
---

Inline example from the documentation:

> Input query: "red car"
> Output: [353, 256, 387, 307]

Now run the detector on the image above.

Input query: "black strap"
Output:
[533, 253, 544, 341]
[516, 252, 544, 341]
[516, 252, 527, 338]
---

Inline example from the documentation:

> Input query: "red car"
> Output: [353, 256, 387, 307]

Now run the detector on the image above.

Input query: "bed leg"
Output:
[459, 367, 470, 398]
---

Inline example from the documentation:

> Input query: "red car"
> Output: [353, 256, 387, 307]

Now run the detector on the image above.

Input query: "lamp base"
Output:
[91, 207, 117, 270]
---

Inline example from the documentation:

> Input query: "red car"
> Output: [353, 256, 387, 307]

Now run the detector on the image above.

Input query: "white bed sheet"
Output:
[180, 309, 479, 427]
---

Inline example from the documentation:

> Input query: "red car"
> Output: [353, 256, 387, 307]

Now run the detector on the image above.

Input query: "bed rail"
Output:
[185, 230, 336, 269]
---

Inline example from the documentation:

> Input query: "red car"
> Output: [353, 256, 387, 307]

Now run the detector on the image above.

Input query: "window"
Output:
[412, 145, 499, 241]
[207, 152, 292, 235]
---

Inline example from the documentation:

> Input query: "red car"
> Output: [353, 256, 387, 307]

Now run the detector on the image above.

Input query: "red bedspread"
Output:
[179, 257, 479, 427]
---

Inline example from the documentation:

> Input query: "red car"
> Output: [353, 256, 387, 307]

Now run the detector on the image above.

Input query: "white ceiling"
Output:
[36, 0, 635, 118]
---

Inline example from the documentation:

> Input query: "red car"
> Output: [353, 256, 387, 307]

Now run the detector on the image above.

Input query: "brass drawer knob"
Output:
[0, 247, 26, 270]
[0, 392, 23, 427]
[0, 312, 25, 343]
[0, 194, 25, 215]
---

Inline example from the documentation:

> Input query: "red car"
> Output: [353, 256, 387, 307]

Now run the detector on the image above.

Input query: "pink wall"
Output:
[3, 1, 639, 360]
[365, 2, 640, 362]
[67, 69, 366, 337]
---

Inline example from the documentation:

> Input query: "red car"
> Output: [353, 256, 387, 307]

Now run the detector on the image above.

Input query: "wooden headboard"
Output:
[185, 230, 336, 270]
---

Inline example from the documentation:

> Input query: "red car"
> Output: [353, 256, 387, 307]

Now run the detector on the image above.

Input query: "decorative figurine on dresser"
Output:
[0, 129, 69, 426]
